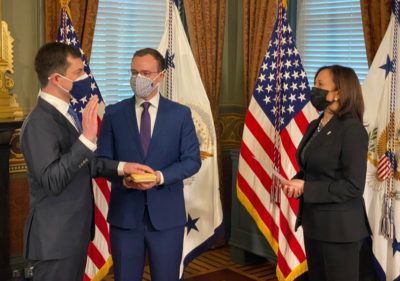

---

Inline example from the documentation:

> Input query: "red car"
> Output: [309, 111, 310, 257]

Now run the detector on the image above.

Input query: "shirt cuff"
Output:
[79, 135, 97, 151]
[158, 171, 164, 185]
[118, 161, 127, 176]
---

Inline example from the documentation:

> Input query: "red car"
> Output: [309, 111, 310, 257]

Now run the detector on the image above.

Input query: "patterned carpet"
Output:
[104, 247, 281, 280]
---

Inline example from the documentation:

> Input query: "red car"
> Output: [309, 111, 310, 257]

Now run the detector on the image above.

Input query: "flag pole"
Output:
[165, 0, 174, 100]
[271, 0, 286, 203]
[381, 0, 400, 240]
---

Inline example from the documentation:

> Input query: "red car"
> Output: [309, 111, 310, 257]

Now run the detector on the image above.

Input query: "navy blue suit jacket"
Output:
[97, 95, 201, 231]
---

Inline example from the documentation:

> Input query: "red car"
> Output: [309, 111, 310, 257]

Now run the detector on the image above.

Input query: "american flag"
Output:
[377, 152, 395, 181]
[237, 2, 317, 281]
[57, 7, 112, 281]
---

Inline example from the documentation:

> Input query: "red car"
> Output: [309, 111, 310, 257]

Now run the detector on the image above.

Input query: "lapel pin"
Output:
[327, 131, 331, 135]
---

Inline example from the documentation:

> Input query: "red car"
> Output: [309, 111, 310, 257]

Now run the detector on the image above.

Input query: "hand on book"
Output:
[122, 162, 154, 175]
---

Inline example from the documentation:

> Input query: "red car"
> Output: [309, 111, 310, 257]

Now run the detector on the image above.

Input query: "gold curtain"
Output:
[242, 0, 278, 104]
[44, 0, 99, 62]
[360, 0, 391, 66]
[183, 0, 226, 122]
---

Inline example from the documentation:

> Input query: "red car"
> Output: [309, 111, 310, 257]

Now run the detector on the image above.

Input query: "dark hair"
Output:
[34, 42, 81, 87]
[314, 65, 364, 122]
[132, 48, 166, 72]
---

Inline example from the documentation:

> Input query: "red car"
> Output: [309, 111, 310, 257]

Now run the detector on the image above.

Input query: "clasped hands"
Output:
[280, 179, 305, 198]
[122, 163, 160, 190]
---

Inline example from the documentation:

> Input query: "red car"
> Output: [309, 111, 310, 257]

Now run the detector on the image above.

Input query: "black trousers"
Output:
[31, 251, 87, 281]
[304, 235, 363, 281]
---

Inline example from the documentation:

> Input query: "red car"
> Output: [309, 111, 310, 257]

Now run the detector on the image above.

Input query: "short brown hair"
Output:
[132, 48, 166, 72]
[314, 65, 364, 122]
[34, 42, 81, 87]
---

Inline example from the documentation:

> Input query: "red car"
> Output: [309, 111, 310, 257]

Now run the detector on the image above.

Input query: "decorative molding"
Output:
[219, 112, 245, 151]
[9, 129, 26, 174]
[0, 20, 23, 120]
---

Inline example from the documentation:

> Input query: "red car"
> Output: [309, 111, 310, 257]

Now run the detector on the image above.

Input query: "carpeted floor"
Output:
[103, 246, 306, 280]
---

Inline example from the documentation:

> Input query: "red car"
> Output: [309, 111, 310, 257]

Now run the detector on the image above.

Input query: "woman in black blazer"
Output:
[282, 65, 371, 281]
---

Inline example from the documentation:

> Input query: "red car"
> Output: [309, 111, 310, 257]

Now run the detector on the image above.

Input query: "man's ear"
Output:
[48, 73, 59, 84]
[159, 69, 166, 79]
[157, 70, 166, 82]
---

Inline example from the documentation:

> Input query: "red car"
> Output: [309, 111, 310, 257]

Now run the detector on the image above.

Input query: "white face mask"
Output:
[130, 72, 162, 99]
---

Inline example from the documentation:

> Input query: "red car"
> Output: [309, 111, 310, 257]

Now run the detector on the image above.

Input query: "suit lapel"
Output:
[296, 116, 320, 167]
[303, 115, 340, 164]
[146, 95, 166, 160]
[37, 98, 79, 137]
[123, 97, 145, 159]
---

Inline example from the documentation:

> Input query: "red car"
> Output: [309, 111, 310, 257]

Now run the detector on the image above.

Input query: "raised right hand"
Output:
[82, 96, 99, 142]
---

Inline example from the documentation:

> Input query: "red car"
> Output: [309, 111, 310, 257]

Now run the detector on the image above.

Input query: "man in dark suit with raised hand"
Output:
[96, 48, 201, 281]
[21, 42, 153, 281]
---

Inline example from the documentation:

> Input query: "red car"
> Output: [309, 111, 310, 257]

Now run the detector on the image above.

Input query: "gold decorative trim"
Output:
[9, 129, 26, 174]
[0, 20, 24, 120]
[219, 112, 245, 151]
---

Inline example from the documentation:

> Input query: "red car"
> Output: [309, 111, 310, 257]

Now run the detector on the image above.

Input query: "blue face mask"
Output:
[57, 73, 92, 100]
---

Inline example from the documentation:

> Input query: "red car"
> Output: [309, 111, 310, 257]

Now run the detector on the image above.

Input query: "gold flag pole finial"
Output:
[59, 0, 72, 19]
[60, 0, 70, 8]
[282, 0, 288, 10]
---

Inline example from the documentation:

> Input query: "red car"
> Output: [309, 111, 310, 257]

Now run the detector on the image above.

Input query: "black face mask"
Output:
[310, 87, 333, 111]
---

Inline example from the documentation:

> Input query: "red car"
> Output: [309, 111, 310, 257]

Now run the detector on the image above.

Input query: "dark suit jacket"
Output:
[20, 97, 118, 260]
[96, 95, 201, 231]
[294, 114, 371, 242]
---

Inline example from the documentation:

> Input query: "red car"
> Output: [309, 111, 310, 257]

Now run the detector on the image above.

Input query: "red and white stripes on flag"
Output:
[84, 177, 112, 281]
[377, 154, 392, 181]
[56, 4, 112, 281]
[237, 2, 317, 280]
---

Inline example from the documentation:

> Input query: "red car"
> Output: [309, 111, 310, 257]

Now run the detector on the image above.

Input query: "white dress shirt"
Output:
[135, 92, 160, 136]
[39, 90, 96, 151]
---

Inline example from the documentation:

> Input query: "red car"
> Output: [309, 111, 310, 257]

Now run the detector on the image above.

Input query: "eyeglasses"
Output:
[129, 70, 159, 78]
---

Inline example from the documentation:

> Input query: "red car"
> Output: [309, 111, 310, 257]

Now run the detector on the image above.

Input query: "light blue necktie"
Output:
[67, 106, 83, 133]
